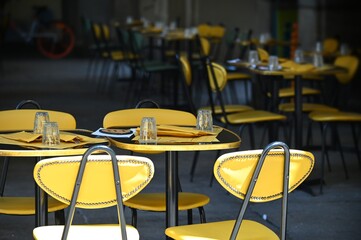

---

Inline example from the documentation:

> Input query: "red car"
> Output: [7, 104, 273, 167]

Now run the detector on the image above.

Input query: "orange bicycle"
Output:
[5, 6, 75, 59]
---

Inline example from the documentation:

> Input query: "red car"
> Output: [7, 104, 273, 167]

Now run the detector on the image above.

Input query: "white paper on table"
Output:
[92, 128, 136, 138]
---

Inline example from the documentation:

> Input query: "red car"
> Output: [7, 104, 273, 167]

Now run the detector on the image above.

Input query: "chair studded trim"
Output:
[214, 149, 315, 202]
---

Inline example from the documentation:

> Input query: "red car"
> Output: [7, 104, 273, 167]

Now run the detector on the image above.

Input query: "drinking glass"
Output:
[248, 50, 259, 68]
[33, 112, 49, 134]
[340, 43, 349, 55]
[315, 41, 323, 53]
[196, 110, 213, 132]
[268, 56, 279, 71]
[42, 122, 60, 146]
[139, 117, 157, 144]
[313, 52, 324, 67]
[294, 49, 304, 63]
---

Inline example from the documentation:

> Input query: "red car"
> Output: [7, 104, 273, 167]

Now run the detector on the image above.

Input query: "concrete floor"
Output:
[0, 54, 361, 239]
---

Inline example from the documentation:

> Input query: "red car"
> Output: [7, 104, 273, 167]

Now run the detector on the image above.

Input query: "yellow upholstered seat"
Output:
[103, 107, 210, 227]
[33, 145, 154, 240]
[165, 141, 315, 240]
[279, 102, 338, 112]
[276, 86, 320, 98]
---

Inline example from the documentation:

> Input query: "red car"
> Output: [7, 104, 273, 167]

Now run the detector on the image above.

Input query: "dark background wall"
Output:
[2, 0, 360, 55]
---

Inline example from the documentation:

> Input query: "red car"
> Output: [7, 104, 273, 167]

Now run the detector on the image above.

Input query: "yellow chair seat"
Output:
[33, 224, 139, 240]
[165, 219, 279, 240]
[200, 105, 253, 115]
[222, 110, 286, 124]
[309, 111, 361, 122]
[278, 87, 320, 98]
[124, 192, 210, 211]
[0, 197, 67, 215]
[110, 51, 126, 61]
[283, 74, 324, 81]
[227, 72, 251, 80]
[267, 87, 320, 98]
[279, 103, 339, 112]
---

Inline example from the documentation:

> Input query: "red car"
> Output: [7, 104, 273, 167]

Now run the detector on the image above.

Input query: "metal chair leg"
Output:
[198, 207, 207, 223]
[351, 124, 361, 170]
[0, 157, 10, 196]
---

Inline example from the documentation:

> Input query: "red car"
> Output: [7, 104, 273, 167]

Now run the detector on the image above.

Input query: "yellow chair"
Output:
[283, 55, 358, 110]
[93, 22, 129, 93]
[177, 54, 253, 115]
[203, 58, 287, 149]
[258, 48, 321, 104]
[197, 23, 212, 38]
[177, 55, 254, 181]
[323, 37, 339, 56]
[197, 36, 253, 104]
[32, 145, 154, 240]
[0, 103, 76, 224]
[308, 111, 361, 194]
[103, 108, 210, 227]
[196, 58, 287, 186]
[165, 141, 315, 240]
[280, 55, 359, 144]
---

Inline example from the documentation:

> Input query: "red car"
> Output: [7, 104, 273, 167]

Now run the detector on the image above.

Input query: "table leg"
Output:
[269, 76, 281, 141]
[35, 157, 48, 227]
[35, 179, 48, 226]
[294, 75, 302, 148]
[166, 151, 178, 229]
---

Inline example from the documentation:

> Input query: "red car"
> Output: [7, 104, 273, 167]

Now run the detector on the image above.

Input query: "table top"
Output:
[228, 59, 347, 77]
[108, 126, 241, 152]
[0, 129, 109, 157]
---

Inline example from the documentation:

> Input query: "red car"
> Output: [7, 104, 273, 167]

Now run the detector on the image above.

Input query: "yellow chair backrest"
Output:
[33, 154, 154, 209]
[214, 149, 314, 202]
[199, 37, 211, 56]
[334, 55, 359, 84]
[103, 108, 196, 128]
[209, 25, 226, 39]
[101, 23, 111, 40]
[323, 38, 339, 54]
[197, 24, 212, 38]
[257, 48, 269, 61]
[179, 55, 192, 87]
[0, 109, 76, 131]
[92, 22, 102, 40]
[207, 62, 228, 91]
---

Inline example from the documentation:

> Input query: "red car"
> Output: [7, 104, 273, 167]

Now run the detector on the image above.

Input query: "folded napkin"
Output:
[133, 125, 222, 143]
[0, 131, 84, 143]
[0, 131, 108, 149]
[136, 125, 217, 138]
[281, 61, 315, 73]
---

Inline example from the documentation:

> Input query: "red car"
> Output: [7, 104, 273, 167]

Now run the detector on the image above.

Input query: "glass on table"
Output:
[196, 110, 213, 132]
[33, 112, 49, 134]
[268, 55, 279, 71]
[315, 41, 323, 53]
[42, 122, 60, 146]
[139, 117, 157, 144]
[248, 50, 259, 68]
[340, 43, 350, 55]
[294, 49, 304, 63]
[313, 52, 324, 67]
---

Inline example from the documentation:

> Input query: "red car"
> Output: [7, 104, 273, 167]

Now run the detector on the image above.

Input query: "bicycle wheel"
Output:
[36, 21, 75, 59]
